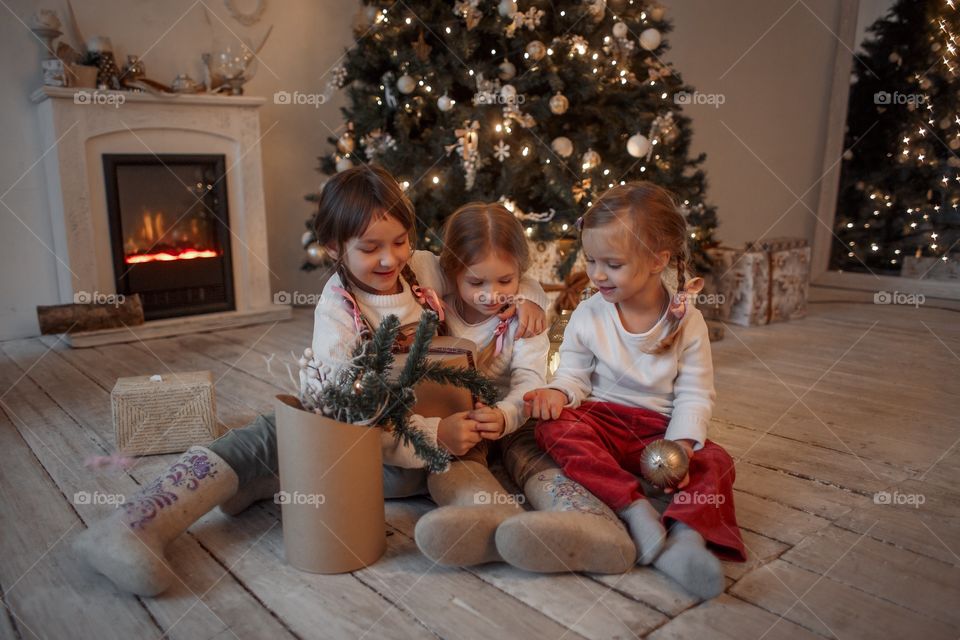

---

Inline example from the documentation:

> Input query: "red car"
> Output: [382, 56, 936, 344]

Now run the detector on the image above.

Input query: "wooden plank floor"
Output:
[1, 288, 958, 639]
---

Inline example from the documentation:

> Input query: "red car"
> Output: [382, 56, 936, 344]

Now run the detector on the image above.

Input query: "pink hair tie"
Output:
[411, 284, 445, 321]
[493, 318, 510, 356]
[331, 285, 364, 334]
[667, 277, 704, 321]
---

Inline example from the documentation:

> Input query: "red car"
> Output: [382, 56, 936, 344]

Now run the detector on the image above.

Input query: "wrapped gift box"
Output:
[756, 237, 810, 323]
[704, 238, 810, 327]
[112, 371, 220, 455]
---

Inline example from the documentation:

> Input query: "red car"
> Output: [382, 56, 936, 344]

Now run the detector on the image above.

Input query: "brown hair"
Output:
[581, 181, 690, 352]
[312, 164, 443, 336]
[439, 202, 531, 367]
[312, 164, 416, 256]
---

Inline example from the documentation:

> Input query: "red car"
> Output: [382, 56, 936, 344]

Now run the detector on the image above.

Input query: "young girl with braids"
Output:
[413, 203, 638, 573]
[525, 182, 746, 600]
[74, 166, 549, 596]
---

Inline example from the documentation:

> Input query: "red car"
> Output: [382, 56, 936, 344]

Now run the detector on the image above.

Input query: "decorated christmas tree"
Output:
[833, 0, 960, 274]
[301, 0, 719, 275]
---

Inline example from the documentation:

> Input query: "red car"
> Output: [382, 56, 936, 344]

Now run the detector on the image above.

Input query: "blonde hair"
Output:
[582, 182, 691, 353]
[440, 202, 530, 368]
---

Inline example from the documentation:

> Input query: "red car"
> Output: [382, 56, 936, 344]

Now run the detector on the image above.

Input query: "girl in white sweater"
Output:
[525, 182, 746, 600]
[414, 203, 639, 575]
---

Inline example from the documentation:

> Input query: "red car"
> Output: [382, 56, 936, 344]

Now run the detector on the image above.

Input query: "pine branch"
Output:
[397, 310, 439, 387]
[370, 315, 400, 375]
[419, 363, 501, 407]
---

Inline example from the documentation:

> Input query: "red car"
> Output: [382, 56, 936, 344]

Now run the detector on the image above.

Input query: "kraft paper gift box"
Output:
[275, 336, 478, 574]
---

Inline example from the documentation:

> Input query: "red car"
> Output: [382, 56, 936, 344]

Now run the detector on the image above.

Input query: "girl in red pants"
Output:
[525, 182, 745, 600]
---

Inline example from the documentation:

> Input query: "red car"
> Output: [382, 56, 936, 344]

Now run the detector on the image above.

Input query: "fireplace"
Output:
[103, 154, 236, 321]
[32, 87, 290, 347]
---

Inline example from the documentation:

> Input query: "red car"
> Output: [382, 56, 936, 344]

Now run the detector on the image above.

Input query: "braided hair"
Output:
[314, 165, 446, 342]
[581, 182, 691, 354]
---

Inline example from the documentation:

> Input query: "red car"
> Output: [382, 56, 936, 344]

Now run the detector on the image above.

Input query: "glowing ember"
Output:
[125, 249, 220, 264]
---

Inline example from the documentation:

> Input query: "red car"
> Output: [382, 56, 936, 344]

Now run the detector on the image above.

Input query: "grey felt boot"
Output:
[74, 447, 239, 596]
[496, 469, 637, 573]
[414, 459, 522, 566]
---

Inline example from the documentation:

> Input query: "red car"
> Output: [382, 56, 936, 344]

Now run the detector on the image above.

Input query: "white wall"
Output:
[664, 0, 844, 248]
[1, 0, 847, 339]
[0, 0, 353, 340]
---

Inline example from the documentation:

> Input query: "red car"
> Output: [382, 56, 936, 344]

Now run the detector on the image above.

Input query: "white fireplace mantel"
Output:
[32, 86, 290, 346]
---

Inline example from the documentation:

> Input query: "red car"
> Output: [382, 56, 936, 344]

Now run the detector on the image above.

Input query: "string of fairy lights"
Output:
[842, 0, 959, 271]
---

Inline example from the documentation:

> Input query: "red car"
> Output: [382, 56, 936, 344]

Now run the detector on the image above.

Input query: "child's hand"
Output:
[437, 411, 481, 456]
[499, 299, 546, 338]
[468, 402, 506, 440]
[523, 388, 568, 420]
[663, 439, 696, 494]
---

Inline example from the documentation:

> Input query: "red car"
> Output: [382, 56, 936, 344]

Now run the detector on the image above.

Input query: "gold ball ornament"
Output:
[526, 40, 546, 61]
[551, 136, 573, 157]
[305, 242, 326, 265]
[549, 92, 569, 115]
[336, 133, 355, 154]
[498, 59, 517, 80]
[639, 439, 689, 490]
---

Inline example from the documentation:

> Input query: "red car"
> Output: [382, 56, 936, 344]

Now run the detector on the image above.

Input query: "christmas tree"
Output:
[302, 0, 718, 274]
[833, 0, 960, 274]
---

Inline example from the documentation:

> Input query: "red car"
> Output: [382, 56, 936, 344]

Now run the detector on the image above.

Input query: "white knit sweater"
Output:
[547, 290, 716, 450]
[306, 250, 548, 467]
[442, 295, 549, 437]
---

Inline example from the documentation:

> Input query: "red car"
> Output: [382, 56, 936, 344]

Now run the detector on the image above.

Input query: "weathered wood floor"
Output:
[1, 288, 958, 639]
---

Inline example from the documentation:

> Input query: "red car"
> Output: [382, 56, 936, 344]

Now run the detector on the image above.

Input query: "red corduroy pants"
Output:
[536, 400, 746, 561]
